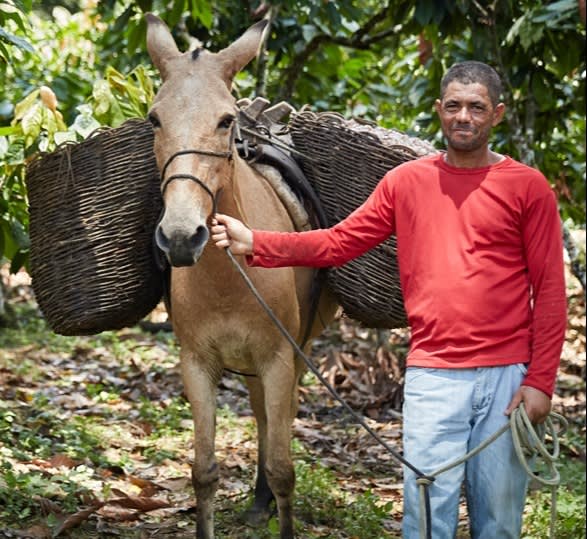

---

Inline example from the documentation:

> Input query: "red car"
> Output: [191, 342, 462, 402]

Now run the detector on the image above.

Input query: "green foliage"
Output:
[0, 4, 157, 269]
[293, 459, 393, 536]
[137, 395, 192, 434]
[523, 484, 587, 538]
[1, 289, 585, 536]
[219, 457, 396, 537]
[342, 489, 394, 536]
[90, 65, 155, 126]
[95, 0, 214, 71]
[0, 0, 34, 74]
[0, 0, 585, 268]
[0, 394, 106, 463]
[1, 6, 102, 123]
[0, 461, 87, 524]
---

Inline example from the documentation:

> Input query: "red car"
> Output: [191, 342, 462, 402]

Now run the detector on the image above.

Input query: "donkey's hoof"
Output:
[242, 504, 274, 527]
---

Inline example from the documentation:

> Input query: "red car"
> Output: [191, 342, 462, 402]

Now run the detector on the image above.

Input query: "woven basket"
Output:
[289, 111, 438, 328]
[26, 118, 163, 335]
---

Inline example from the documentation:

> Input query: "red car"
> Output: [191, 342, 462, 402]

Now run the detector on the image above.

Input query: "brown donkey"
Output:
[145, 14, 336, 539]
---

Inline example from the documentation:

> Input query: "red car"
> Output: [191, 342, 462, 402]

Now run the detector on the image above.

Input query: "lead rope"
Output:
[223, 247, 435, 538]
[223, 247, 567, 539]
[415, 404, 567, 539]
[511, 405, 567, 539]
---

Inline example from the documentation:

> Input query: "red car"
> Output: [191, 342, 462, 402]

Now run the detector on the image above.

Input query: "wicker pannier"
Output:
[288, 111, 438, 328]
[26, 119, 163, 335]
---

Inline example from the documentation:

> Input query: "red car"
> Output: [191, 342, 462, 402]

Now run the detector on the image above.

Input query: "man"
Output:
[211, 61, 567, 538]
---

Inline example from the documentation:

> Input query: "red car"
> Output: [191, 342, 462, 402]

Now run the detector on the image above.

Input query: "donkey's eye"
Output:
[217, 115, 234, 130]
[148, 113, 161, 129]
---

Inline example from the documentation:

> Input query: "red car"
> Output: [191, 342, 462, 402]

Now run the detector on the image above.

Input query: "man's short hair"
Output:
[440, 61, 503, 106]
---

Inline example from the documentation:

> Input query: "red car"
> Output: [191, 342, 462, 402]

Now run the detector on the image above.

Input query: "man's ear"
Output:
[492, 102, 506, 126]
[145, 13, 180, 80]
[434, 99, 442, 115]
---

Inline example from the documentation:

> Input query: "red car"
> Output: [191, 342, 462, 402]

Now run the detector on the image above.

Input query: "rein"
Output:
[157, 136, 324, 377]
[155, 130, 565, 539]
[224, 245, 567, 539]
[223, 247, 435, 537]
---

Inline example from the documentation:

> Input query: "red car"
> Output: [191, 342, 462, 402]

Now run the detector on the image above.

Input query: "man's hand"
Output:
[211, 213, 254, 255]
[505, 385, 552, 424]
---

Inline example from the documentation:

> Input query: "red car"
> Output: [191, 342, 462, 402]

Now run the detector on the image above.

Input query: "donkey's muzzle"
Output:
[156, 225, 209, 267]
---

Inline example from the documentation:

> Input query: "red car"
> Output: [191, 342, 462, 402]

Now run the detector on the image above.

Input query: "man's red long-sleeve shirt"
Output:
[247, 154, 567, 397]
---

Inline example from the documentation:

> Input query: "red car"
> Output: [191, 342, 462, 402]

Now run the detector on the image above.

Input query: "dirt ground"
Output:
[0, 265, 584, 538]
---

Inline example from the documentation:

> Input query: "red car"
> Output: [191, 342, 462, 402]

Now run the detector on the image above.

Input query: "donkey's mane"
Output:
[191, 48, 203, 61]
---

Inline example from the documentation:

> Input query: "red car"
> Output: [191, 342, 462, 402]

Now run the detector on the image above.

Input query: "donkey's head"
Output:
[146, 13, 267, 266]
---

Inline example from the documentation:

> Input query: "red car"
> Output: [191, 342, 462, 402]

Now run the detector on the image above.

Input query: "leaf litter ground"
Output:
[0, 268, 584, 538]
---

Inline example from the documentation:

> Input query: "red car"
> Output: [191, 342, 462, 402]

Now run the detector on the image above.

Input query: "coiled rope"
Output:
[224, 246, 568, 539]
[415, 403, 567, 538]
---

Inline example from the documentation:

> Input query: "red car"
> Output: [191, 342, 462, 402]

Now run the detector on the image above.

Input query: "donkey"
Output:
[145, 13, 336, 539]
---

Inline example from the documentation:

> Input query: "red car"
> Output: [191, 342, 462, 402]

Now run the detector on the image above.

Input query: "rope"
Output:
[224, 247, 435, 536]
[416, 403, 567, 539]
[224, 246, 567, 539]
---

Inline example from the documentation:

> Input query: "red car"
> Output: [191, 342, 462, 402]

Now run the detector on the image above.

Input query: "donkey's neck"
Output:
[200, 155, 294, 273]
[216, 156, 256, 226]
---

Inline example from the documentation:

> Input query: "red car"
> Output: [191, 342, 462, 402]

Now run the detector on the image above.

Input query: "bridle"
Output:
[159, 147, 233, 215]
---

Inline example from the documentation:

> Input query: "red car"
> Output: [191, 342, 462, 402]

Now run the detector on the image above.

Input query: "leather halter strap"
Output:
[159, 148, 232, 214]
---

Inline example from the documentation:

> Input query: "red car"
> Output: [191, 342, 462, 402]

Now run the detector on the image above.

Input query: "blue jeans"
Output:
[402, 364, 529, 539]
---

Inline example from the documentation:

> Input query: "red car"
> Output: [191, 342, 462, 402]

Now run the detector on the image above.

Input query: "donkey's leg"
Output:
[243, 376, 275, 525]
[181, 353, 220, 539]
[262, 349, 298, 539]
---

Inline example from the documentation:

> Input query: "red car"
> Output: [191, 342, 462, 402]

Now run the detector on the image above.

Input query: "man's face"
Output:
[435, 81, 505, 152]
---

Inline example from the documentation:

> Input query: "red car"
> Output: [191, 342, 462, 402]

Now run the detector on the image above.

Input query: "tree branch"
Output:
[483, 4, 535, 165]
[277, 2, 397, 102]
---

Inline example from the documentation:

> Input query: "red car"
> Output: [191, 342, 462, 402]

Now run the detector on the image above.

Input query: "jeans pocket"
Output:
[515, 363, 529, 376]
[405, 366, 437, 386]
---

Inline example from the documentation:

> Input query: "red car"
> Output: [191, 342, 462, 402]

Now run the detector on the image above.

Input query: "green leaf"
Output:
[325, 1, 342, 29]
[20, 102, 42, 139]
[53, 130, 77, 146]
[0, 39, 9, 62]
[13, 90, 39, 122]
[0, 27, 34, 53]
[505, 12, 528, 45]
[9, 249, 28, 273]
[168, 0, 186, 28]
[131, 66, 154, 106]
[92, 80, 113, 117]
[0, 5, 30, 34]
[190, 0, 212, 29]
[112, 5, 134, 34]
[414, 0, 435, 26]
[136, 0, 152, 13]
[0, 222, 5, 259]
[126, 18, 145, 55]
[0, 222, 16, 260]
[3, 0, 30, 12]
[531, 75, 552, 111]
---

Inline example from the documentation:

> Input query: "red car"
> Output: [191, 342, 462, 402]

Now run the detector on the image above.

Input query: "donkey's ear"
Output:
[217, 20, 268, 86]
[145, 13, 180, 80]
